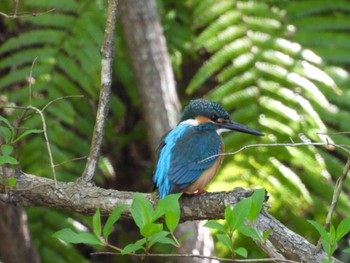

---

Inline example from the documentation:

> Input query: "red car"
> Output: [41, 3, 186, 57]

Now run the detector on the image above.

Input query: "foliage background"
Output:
[0, 0, 350, 262]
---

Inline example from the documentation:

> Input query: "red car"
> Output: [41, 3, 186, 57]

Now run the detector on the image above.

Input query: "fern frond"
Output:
[0, 1, 107, 261]
[188, 38, 252, 93]
[285, 0, 350, 18]
[188, 0, 350, 235]
[193, 0, 235, 27]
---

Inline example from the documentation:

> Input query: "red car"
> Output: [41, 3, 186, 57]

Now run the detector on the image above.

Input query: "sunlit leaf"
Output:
[92, 208, 101, 238]
[13, 129, 44, 143]
[235, 247, 248, 258]
[148, 231, 176, 248]
[216, 234, 233, 252]
[335, 217, 350, 241]
[247, 188, 265, 222]
[154, 193, 181, 221]
[53, 228, 103, 246]
[103, 205, 128, 241]
[204, 221, 227, 233]
[121, 238, 146, 255]
[239, 225, 261, 241]
[140, 223, 163, 238]
[131, 193, 153, 230]
[165, 210, 179, 233]
[229, 198, 251, 231]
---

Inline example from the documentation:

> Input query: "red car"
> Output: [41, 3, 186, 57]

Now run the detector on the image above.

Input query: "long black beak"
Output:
[222, 120, 264, 136]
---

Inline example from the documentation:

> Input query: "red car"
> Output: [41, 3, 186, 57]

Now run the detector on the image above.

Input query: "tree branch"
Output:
[80, 0, 118, 183]
[0, 168, 340, 263]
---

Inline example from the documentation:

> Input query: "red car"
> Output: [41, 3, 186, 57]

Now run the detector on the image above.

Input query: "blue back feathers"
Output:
[154, 121, 222, 199]
[153, 99, 263, 199]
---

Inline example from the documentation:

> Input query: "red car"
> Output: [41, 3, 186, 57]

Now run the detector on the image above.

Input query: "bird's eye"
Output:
[216, 117, 226, 123]
[210, 115, 218, 121]
[211, 115, 226, 123]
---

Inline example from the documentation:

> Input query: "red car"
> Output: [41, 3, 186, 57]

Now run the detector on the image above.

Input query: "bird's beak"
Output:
[222, 120, 264, 136]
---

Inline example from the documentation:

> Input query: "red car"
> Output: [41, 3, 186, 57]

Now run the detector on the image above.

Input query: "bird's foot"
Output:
[195, 188, 207, 195]
[182, 188, 207, 197]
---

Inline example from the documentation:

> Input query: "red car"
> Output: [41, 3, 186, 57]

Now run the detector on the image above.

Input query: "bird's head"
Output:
[180, 99, 264, 136]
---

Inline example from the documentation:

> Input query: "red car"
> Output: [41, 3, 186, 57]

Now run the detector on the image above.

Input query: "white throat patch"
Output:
[179, 119, 200, 126]
[216, 128, 230, 135]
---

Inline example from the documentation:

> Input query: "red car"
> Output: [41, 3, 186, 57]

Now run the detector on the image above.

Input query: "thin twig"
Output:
[27, 106, 57, 187]
[317, 132, 350, 135]
[0, 95, 84, 185]
[79, 0, 118, 183]
[198, 141, 350, 163]
[41, 95, 84, 112]
[54, 156, 87, 168]
[0, 8, 56, 19]
[90, 251, 299, 263]
[28, 57, 38, 106]
[14, 0, 19, 17]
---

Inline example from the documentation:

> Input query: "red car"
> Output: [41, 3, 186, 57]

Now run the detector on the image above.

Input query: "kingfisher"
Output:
[153, 99, 264, 199]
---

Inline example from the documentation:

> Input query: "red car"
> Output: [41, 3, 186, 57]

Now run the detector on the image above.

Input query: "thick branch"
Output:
[0, 168, 340, 263]
[119, 0, 181, 150]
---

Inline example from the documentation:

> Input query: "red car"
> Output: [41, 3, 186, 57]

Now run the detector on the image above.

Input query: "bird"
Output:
[153, 99, 264, 199]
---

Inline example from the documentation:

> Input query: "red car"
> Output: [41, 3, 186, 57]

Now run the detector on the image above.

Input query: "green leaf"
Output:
[335, 217, 350, 241]
[229, 198, 252, 231]
[131, 193, 153, 230]
[235, 247, 248, 258]
[0, 155, 18, 165]
[308, 220, 332, 255]
[103, 205, 128, 241]
[92, 208, 101, 238]
[329, 224, 336, 243]
[308, 220, 330, 244]
[322, 239, 332, 256]
[204, 221, 227, 233]
[165, 210, 179, 233]
[247, 188, 265, 222]
[216, 234, 233, 252]
[53, 228, 103, 245]
[321, 259, 332, 263]
[263, 229, 273, 240]
[154, 193, 181, 220]
[13, 129, 44, 143]
[239, 225, 261, 241]
[148, 231, 176, 247]
[225, 206, 233, 227]
[1, 144, 13, 156]
[0, 116, 14, 142]
[0, 127, 12, 144]
[121, 238, 146, 255]
[140, 223, 163, 238]
[7, 177, 17, 189]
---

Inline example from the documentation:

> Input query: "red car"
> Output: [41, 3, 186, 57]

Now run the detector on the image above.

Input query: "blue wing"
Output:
[153, 124, 222, 198]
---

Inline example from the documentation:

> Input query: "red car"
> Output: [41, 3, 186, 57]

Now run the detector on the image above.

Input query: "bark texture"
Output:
[0, 201, 40, 263]
[0, 168, 341, 263]
[119, 0, 181, 151]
